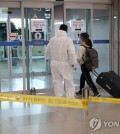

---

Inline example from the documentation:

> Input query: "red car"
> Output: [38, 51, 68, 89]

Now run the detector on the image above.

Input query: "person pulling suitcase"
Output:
[76, 33, 100, 97]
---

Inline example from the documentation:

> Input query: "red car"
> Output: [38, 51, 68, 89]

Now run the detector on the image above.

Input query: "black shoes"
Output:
[76, 91, 101, 97]
[94, 93, 101, 97]
[75, 91, 82, 97]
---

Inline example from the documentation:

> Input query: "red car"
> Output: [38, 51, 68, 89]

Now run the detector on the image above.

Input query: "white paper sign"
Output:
[71, 20, 86, 32]
[31, 19, 46, 32]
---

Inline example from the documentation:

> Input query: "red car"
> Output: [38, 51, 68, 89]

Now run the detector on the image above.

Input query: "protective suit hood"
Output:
[56, 30, 67, 37]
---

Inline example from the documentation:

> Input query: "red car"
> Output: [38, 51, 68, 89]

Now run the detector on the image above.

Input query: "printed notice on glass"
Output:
[71, 20, 86, 32]
[31, 19, 46, 32]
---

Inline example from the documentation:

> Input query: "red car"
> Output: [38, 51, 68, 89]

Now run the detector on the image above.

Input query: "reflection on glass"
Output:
[24, 8, 52, 89]
[93, 9, 109, 73]
[0, 7, 23, 91]
[0, 8, 8, 76]
[24, 8, 52, 74]
[66, 9, 91, 41]
[66, 9, 91, 85]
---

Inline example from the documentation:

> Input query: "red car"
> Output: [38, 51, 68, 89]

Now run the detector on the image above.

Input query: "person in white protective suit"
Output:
[45, 24, 77, 98]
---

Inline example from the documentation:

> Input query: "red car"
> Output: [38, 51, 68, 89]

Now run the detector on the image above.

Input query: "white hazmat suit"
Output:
[46, 30, 77, 98]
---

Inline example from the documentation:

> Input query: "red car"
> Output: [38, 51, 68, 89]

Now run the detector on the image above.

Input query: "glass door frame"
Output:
[21, 2, 54, 90]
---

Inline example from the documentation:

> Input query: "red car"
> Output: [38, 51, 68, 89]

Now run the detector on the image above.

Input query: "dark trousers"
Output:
[80, 64, 99, 94]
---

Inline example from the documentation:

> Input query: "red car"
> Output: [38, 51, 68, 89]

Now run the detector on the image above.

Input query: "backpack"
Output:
[83, 47, 99, 70]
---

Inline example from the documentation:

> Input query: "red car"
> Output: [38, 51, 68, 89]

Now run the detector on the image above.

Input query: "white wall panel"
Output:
[0, 2, 20, 7]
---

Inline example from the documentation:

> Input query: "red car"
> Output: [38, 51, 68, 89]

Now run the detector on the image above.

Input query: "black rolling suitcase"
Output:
[93, 71, 120, 98]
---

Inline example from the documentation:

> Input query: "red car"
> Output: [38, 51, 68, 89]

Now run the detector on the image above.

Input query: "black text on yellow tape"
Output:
[89, 96, 120, 104]
[0, 93, 88, 109]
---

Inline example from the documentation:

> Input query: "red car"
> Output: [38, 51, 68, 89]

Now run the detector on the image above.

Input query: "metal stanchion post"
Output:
[83, 89, 89, 134]
[0, 72, 1, 91]
[31, 87, 36, 95]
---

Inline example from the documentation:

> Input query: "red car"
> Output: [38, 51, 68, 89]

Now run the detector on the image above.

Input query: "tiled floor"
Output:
[0, 57, 119, 134]
[0, 75, 53, 92]
[0, 88, 120, 134]
[0, 74, 81, 93]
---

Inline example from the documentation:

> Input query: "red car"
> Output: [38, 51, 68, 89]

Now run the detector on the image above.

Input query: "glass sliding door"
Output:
[65, 4, 92, 85]
[93, 7, 110, 73]
[9, 8, 22, 76]
[24, 8, 52, 74]
[0, 8, 22, 77]
[0, 3, 23, 92]
[0, 7, 9, 78]
[64, 4, 111, 87]
[22, 2, 54, 90]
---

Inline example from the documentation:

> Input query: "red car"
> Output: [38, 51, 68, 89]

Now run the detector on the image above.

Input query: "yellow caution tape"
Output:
[0, 93, 88, 109]
[1, 93, 119, 109]
[89, 96, 120, 104]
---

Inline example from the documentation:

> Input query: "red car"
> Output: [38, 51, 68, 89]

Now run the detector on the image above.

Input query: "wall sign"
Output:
[34, 32, 41, 40]
[31, 19, 46, 32]
[71, 20, 86, 32]
[9, 33, 17, 41]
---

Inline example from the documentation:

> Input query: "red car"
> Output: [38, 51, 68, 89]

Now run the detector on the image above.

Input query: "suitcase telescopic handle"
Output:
[106, 84, 111, 90]
[92, 70, 99, 77]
